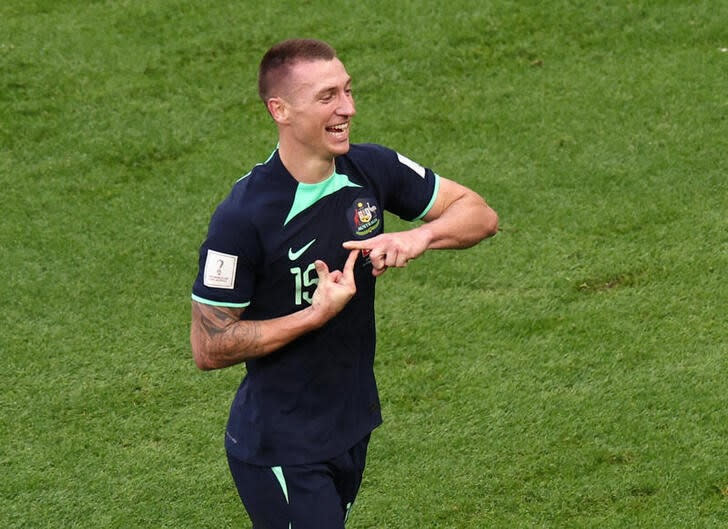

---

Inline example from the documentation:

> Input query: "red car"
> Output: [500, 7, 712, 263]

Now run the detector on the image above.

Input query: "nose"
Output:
[337, 91, 356, 117]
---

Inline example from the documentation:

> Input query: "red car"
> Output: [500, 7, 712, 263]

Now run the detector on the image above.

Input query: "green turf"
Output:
[2, 1, 727, 527]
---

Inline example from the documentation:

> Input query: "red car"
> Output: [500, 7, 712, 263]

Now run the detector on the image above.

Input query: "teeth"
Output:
[328, 122, 349, 133]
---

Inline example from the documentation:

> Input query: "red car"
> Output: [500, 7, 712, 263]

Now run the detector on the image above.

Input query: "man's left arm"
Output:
[343, 177, 498, 276]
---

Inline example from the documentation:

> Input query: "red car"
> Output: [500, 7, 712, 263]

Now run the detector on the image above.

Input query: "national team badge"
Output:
[347, 197, 381, 238]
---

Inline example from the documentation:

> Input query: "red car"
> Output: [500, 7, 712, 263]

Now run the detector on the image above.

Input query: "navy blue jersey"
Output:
[192, 143, 440, 466]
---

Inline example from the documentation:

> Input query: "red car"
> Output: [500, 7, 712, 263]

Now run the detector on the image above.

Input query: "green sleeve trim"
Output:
[413, 172, 441, 221]
[191, 294, 250, 308]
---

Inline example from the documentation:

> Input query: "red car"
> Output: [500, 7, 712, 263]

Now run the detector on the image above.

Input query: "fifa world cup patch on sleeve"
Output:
[203, 249, 238, 289]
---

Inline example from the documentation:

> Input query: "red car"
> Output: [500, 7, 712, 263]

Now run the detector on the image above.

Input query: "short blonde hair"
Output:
[258, 39, 337, 103]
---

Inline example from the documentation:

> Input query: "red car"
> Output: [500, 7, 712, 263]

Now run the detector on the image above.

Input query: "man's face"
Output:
[280, 58, 356, 160]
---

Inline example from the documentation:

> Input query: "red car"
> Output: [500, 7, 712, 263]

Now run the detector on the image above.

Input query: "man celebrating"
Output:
[190, 38, 498, 528]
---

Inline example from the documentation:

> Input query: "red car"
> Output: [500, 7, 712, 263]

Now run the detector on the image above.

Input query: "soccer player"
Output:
[190, 38, 498, 528]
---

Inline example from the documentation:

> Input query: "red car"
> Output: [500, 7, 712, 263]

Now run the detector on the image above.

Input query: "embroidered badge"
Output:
[347, 198, 381, 238]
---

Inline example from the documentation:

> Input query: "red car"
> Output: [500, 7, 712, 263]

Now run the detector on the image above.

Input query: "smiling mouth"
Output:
[326, 122, 349, 135]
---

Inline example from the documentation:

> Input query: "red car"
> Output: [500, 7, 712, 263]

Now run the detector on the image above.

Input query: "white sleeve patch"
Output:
[203, 249, 238, 289]
[396, 152, 426, 178]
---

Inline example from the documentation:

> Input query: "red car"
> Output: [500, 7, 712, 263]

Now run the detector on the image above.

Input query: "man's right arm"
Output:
[190, 250, 360, 370]
[191, 301, 321, 370]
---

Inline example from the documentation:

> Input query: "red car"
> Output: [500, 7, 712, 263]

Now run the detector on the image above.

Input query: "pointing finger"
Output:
[343, 240, 366, 250]
[342, 249, 359, 277]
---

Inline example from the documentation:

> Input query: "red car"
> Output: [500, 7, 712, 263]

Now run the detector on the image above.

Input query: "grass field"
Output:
[2, 1, 727, 527]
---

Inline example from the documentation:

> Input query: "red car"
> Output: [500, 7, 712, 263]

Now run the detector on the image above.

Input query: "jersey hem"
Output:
[225, 419, 383, 467]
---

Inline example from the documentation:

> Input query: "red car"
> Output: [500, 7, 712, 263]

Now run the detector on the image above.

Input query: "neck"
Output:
[278, 139, 335, 184]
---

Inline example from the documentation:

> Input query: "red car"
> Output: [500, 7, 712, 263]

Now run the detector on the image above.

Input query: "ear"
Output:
[267, 97, 289, 124]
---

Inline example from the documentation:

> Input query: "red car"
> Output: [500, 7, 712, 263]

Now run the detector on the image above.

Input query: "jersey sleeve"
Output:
[363, 144, 440, 221]
[191, 198, 260, 308]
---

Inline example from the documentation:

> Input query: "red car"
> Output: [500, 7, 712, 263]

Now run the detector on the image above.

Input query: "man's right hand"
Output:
[310, 249, 359, 324]
[190, 250, 360, 370]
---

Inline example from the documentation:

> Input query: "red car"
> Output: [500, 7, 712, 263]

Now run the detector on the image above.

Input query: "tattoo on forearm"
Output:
[198, 306, 238, 338]
[230, 321, 263, 355]
[193, 302, 264, 361]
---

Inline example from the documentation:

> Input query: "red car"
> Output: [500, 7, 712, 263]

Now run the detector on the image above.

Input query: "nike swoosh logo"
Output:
[288, 239, 316, 261]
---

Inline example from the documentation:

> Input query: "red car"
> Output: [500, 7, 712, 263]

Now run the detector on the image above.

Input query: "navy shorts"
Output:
[227, 434, 370, 529]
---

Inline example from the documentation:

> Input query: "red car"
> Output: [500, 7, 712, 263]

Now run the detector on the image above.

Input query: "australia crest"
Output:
[347, 197, 381, 238]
